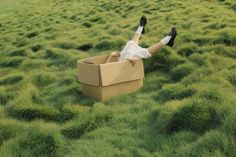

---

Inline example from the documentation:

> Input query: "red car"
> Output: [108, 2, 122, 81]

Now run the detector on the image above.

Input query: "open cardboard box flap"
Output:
[78, 55, 144, 87]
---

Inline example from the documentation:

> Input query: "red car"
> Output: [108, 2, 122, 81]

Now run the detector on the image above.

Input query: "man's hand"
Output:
[128, 56, 139, 66]
[110, 51, 119, 57]
[105, 51, 120, 63]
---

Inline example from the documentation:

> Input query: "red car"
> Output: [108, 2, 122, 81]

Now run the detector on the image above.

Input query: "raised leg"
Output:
[147, 27, 177, 56]
[131, 33, 141, 44]
[131, 15, 147, 44]
[147, 42, 164, 56]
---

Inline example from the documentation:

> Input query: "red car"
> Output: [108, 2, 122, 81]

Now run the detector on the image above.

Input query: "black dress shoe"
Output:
[167, 27, 177, 47]
[139, 15, 147, 34]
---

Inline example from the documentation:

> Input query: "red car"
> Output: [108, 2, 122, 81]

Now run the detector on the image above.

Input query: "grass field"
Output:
[0, 0, 236, 156]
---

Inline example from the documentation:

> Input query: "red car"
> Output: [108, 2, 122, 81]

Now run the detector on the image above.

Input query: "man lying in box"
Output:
[105, 16, 177, 64]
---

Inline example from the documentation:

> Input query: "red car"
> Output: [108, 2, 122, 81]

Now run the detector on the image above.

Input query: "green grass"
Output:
[0, 0, 236, 156]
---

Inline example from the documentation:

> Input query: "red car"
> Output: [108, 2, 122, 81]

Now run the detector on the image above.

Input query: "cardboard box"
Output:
[77, 55, 144, 101]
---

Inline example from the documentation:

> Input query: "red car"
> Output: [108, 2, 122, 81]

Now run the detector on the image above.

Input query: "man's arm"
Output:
[128, 56, 139, 66]
[105, 51, 120, 63]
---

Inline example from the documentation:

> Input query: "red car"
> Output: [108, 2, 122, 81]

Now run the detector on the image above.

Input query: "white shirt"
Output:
[119, 40, 151, 61]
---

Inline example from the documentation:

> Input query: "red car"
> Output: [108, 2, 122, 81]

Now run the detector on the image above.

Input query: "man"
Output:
[105, 16, 177, 64]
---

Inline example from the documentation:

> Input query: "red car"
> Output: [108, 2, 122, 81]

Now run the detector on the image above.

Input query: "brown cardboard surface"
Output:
[99, 59, 144, 86]
[77, 61, 100, 86]
[78, 54, 145, 100]
[82, 79, 143, 100]
[81, 55, 108, 64]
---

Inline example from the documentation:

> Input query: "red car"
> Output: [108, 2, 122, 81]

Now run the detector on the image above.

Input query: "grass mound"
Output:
[26, 31, 39, 38]
[62, 104, 112, 138]
[46, 83, 95, 106]
[181, 67, 215, 85]
[0, 120, 23, 145]
[30, 44, 42, 52]
[189, 53, 209, 66]
[0, 93, 14, 105]
[176, 131, 236, 157]
[42, 48, 70, 60]
[213, 30, 236, 46]
[170, 62, 198, 81]
[0, 73, 23, 85]
[0, 122, 63, 157]
[144, 48, 186, 72]
[53, 41, 77, 50]
[177, 43, 202, 57]
[228, 70, 236, 86]
[213, 45, 236, 59]
[0, 57, 24, 68]
[6, 104, 74, 122]
[222, 108, 236, 138]
[82, 22, 92, 28]
[19, 59, 48, 71]
[40, 48, 74, 68]
[31, 72, 57, 88]
[156, 83, 196, 102]
[151, 98, 223, 134]
[9, 49, 27, 56]
[204, 22, 226, 30]
[77, 43, 93, 51]
[94, 39, 125, 51]
[166, 101, 222, 133]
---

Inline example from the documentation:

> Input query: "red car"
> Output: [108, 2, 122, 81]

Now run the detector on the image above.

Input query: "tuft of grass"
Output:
[62, 104, 112, 138]
[144, 48, 186, 72]
[151, 98, 223, 134]
[156, 83, 196, 102]
[192, 36, 214, 46]
[9, 49, 27, 56]
[222, 107, 236, 138]
[13, 38, 29, 47]
[212, 45, 236, 59]
[0, 120, 24, 145]
[170, 62, 198, 81]
[213, 30, 236, 46]
[181, 67, 215, 85]
[175, 130, 236, 157]
[82, 22, 92, 28]
[204, 22, 226, 30]
[0, 57, 24, 68]
[0, 73, 23, 85]
[228, 70, 236, 86]
[40, 48, 74, 68]
[194, 85, 227, 103]
[31, 72, 57, 88]
[6, 104, 74, 123]
[62, 104, 90, 116]
[94, 40, 109, 50]
[90, 16, 102, 22]
[0, 92, 14, 105]
[26, 31, 39, 38]
[94, 39, 125, 51]
[53, 41, 78, 50]
[45, 83, 96, 106]
[77, 43, 93, 51]
[231, 3, 236, 12]
[0, 122, 64, 157]
[177, 43, 202, 57]
[30, 44, 42, 52]
[166, 99, 222, 133]
[19, 59, 48, 71]
[189, 53, 210, 66]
